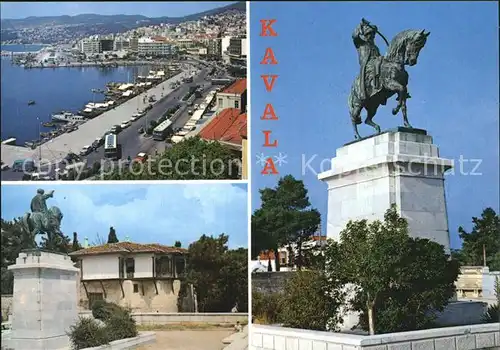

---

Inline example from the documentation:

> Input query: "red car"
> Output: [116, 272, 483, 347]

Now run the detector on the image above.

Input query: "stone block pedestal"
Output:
[6, 250, 79, 350]
[318, 128, 453, 254]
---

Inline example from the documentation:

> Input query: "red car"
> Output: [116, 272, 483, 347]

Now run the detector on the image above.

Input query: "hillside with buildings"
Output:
[0, 1, 245, 44]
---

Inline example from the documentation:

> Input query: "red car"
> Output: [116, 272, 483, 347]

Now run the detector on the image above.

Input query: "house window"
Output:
[119, 257, 125, 278]
[88, 293, 103, 309]
[234, 100, 239, 109]
[126, 258, 135, 278]
[175, 256, 186, 277]
[218, 98, 223, 107]
[133, 284, 139, 293]
[155, 256, 172, 277]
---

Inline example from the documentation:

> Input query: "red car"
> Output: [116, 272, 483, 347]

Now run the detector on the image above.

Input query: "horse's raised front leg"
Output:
[386, 81, 411, 128]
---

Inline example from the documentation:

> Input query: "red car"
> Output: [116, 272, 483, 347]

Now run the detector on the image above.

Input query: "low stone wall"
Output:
[434, 301, 488, 327]
[252, 272, 296, 294]
[251, 323, 500, 350]
[79, 311, 248, 325]
[81, 331, 155, 350]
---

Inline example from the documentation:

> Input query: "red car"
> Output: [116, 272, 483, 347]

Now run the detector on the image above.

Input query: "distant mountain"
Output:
[0, 1, 245, 30]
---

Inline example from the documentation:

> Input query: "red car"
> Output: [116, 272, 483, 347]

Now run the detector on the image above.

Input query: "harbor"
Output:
[1, 70, 191, 168]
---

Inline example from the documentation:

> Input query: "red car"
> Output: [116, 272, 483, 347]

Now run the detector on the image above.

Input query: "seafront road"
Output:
[1, 66, 209, 180]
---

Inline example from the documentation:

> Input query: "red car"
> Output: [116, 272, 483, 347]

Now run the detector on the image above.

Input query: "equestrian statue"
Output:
[22, 188, 64, 247]
[349, 18, 430, 139]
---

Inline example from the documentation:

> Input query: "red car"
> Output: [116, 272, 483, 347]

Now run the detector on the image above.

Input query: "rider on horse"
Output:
[30, 189, 54, 215]
[352, 18, 384, 100]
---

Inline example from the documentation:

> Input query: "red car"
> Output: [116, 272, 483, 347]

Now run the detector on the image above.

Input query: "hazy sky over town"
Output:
[1, 183, 248, 248]
[0, 2, 236, 19]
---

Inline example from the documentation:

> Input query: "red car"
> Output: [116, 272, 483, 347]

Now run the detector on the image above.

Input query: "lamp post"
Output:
[37, 117, 42, 162]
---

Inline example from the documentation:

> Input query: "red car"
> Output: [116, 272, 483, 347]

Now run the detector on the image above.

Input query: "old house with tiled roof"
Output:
[69, 242, 190, 312]
[216, 78, 247, 113]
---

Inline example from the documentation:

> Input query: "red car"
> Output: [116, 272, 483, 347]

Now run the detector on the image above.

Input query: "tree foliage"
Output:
[1, 217, 80, 294]
[456, 208, 500, 270]
[252, 175, 321, 270]
[174, 240, 182, 248]
[325, 205, 459, 335]
[184, 234, 247, 312]
[103, 137, 242, 180]
[107, 226, 119, 244]
[279, 270, 342, 331]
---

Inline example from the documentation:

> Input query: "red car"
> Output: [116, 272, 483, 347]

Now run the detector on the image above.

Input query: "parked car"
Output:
[110, 125, 122, 134]
[79, 145, 92, 156]
[134, 152, 148, 163]
[120, 120, 131, 129]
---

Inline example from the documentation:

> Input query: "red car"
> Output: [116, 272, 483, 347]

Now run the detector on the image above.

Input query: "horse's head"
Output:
[386, 29, 430, 66]
[47, 206, 63, 233]
[406, 30, 430, 66]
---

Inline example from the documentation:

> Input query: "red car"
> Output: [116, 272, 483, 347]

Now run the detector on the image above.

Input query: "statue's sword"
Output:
[376, 30, 390, 46]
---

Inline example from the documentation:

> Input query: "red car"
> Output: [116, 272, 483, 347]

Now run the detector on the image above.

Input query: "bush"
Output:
[91, 300, 125, 321]
[105, 309, 138, 341]
[67, 316, 109, 350]
[482, 304, 499, 323]
[252, 291, 282, 325]
[279, 271, 342, 331]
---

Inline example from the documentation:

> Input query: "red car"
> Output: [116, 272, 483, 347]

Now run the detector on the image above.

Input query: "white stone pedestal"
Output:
[6, 250, 79, 350]
[318, 128, 453, 254]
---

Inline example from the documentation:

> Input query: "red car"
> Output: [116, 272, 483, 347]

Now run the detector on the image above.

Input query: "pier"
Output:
[1, 70, 190, 167]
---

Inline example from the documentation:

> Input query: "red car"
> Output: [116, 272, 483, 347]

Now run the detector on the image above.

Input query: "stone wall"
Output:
[251, 323, 500, 350]
[79, 311, 248, 325]
[252, 272, 296, 294]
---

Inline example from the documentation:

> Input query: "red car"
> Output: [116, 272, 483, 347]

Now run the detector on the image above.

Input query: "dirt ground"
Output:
[136, 329, 235, 350]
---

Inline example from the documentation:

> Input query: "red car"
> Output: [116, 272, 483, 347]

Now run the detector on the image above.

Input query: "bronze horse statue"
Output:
[348, 29, 430, 139]
[22, 206, 64, 243]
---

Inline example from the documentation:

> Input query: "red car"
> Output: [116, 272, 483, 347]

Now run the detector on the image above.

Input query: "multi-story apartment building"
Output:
[113, 37, 130, 51]
[79, 36, 101, 55]
[138, 37, 176, 56]
[69, 242, 189, 312]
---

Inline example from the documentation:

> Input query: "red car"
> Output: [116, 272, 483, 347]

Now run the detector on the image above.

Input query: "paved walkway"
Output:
[137, 329, 234, 350]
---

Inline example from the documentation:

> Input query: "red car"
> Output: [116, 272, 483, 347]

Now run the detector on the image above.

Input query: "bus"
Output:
[153, 120, 173, 141]
[104, 133, 119, 160]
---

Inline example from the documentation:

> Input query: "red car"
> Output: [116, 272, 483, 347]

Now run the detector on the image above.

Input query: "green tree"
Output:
[252, 175, 321, 271]
[107, 227, 119, 244]
[72, 232, 82, 251]
[457, 208, 500, 270]
[279, 270, 342, 331]
[325, 205, 459, 335]
[174, 241, 182, 248]
[184, 234, 247, 312]
[103, 137, 242, 180]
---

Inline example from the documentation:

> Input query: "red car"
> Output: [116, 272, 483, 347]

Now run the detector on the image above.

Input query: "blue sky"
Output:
[1, 183, 248, 249]
[250, 2, 499, 249]
[0, 2, 234, 19]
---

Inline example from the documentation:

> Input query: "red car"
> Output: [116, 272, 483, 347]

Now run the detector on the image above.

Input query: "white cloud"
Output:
[44, 184, 248, 247]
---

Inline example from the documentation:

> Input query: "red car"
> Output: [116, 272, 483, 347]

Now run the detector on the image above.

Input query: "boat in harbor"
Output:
[42, 122, 56, 127]
[51, 111, 86, 122]
[28, 100, 36, 105]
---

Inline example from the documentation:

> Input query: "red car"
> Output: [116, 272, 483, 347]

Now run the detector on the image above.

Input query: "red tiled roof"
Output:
[69, 242, 187, 257]
[221, 79, 246, 95]
[199, 109, 247, 146]
[258, 250, 280, 260]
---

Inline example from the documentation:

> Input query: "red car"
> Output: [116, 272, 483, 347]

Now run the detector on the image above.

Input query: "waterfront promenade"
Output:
[1, 70, 190, 167]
